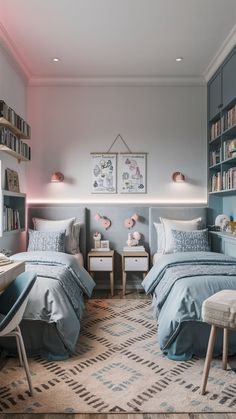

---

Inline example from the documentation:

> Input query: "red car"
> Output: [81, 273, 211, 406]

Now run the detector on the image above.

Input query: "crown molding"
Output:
[29, 76, 205, 87]
[0, 22, 31, 80]
[204, 24, 236, 82]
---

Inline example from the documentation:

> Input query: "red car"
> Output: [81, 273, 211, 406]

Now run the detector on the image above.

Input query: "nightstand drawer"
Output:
[90, 257, 113, 271]
[124, 257, 148, 271]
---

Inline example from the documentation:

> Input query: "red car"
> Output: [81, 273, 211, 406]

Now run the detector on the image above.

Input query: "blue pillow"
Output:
[27, 229, 65, 252]
[171, 229, 210, 252]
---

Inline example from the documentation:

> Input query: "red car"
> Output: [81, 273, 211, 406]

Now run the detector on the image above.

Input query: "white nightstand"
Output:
[122, 251, 149, 296]
[87, 250, 115, 296]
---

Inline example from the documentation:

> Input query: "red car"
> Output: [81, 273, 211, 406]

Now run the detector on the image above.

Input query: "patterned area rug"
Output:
[0, 299, 236, 414]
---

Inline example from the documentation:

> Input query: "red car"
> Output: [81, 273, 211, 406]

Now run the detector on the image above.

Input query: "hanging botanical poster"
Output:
[119, 153, 147, 193]
[91, 153, 117, 193]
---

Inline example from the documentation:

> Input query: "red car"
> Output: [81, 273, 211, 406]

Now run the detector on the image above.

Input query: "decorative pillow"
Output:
[171, 228, 210, 252]
[27, 230, 66, 252]
[32, 217, 80, 254]
[160, 217, 203, 254]
[153, 222, 165, 253]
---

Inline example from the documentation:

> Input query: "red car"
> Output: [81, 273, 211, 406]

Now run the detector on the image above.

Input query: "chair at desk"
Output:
[0, 271, 37, 395]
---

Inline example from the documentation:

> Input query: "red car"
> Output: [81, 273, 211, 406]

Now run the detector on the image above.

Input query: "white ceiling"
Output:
[0, 0, 236, 80]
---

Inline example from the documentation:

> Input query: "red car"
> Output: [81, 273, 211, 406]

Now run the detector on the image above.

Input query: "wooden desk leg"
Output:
[110, 271, 114, 297]
[222, 328, 228, 370]
[122, 271, 127, 296]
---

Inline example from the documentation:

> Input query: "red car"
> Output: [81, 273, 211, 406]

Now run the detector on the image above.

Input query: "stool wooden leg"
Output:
[222, 328, 228, 370]
[201, 325, 217, 395]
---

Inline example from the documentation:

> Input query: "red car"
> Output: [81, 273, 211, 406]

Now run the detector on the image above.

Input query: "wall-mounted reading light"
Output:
[94, 213, 112, 230]
[124, 213, 140, 229]
[50, 172, 64, 183]
[172, 171, 185, 183]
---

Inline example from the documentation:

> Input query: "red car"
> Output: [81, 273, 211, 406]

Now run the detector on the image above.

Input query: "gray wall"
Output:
[87, 205, 149, 291]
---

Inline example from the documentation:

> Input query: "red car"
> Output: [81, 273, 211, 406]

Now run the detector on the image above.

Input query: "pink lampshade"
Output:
[94, 213, 101, 221]
[172, 171, 185, 183]
[131, 213, 139, 221]
[50, 172, 64, 182]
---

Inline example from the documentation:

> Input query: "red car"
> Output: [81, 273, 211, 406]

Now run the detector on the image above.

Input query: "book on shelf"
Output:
[210, 117, 222, 140]
[223, 138, 236, 160]
[123, 245, 145, 252]
[224, 104, 236, 131]
[3, 206, 21, 232]
[0, 100, 31, 138]
[210, 172, 222, 192]
[209, 147, 221, 166]
[91, 248, 111, 252]
[0, 127, 31, 160]
[222, 167, 236, 190]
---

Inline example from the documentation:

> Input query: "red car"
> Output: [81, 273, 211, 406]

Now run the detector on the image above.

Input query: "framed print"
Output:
[119, 153, 147, 193]
[5, 168, 20, 193]
[100, 240, 110, 249]
[91, 153, 117, 193]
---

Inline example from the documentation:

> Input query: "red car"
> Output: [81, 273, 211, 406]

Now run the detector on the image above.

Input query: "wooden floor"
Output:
[1, 413, 236, 418]
[2, 291, 236, 419]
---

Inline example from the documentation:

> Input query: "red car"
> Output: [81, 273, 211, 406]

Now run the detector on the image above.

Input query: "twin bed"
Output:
[1, 206, 95, 360]
[142, 207, 236, 361]
[1, 205, 236, 362]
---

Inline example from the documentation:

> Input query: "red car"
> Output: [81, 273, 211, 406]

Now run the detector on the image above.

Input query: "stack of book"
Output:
[91, 247, 110, 252]
[0, 254, 12, 266]
[123, 245, 145, 252]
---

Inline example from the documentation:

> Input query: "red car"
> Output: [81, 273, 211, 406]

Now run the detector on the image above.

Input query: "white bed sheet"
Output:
[153, 252, 165, 265]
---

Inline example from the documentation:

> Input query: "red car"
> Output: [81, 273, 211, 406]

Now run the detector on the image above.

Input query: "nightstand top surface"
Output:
[88, 250, 115, 257]
[122, 251, 149, 257]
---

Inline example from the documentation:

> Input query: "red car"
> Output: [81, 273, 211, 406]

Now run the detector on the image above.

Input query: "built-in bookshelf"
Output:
[0, 101, 29, 236]
[0, 100, 31, 162]
[208, 47, 236, 195]
[0, 190, 26, 236]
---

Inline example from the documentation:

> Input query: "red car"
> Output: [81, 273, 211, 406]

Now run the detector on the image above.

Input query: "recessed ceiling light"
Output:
[175, 57, 183, 62]
[52, 57, 60, 62]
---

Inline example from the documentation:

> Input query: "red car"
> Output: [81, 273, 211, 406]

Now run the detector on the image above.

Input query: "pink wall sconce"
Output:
[171, 171, 185, 183]
[124, 213, 140, 229]
[50, 172, 64, 183]
[94, 213, 112, 230]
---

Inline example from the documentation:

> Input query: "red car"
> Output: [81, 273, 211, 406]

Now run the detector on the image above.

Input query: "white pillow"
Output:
[160, 217, 202, 254]
[32, 217, 80, 254]
[153, 222, 165, 253]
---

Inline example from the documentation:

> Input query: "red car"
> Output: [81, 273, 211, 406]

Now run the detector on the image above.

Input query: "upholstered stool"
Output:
[201, 290, 236, 395]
